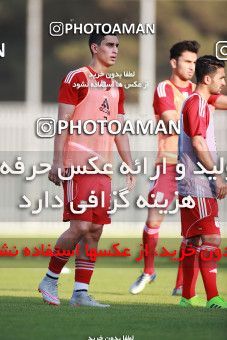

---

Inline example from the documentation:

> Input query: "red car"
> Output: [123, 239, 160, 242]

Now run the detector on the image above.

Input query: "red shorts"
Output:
[63, 174, 111, 224]
[148, 164, 177, 207]
[179, 195, 220, 238]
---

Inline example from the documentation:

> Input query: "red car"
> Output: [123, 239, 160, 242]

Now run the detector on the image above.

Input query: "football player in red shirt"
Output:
[130, 41, 200, 296]
[130, 41, 227, 297]
[38, 30, 135, 307]
[178, 55, 227, 308]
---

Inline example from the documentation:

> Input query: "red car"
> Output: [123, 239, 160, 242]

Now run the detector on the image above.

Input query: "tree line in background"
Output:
[0, 0, 226, 102]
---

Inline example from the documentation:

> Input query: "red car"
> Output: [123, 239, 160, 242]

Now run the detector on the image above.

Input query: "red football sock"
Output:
[74, 258, 96, 290]
[199, 242, 219, 301]
[182, 244, 200, 299]
[48, 246, 70, 275]
[143, 225, 159, 275]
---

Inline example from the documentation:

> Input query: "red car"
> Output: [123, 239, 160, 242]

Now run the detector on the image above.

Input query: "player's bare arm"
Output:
[213, 94, 227, 109]
[192, 135, 227, 199]
[114, 114, 136, 191]
[161, 109, 179, 134]
[48, 103, 75, 186]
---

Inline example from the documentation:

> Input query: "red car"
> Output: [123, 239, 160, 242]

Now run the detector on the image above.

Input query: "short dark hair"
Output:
[89, 29, 116, 54]
[170, 40, 200, 60]
[195, 55, 225, 83]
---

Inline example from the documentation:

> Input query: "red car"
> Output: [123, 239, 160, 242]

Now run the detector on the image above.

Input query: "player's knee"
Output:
[89, 225, 103, 241]
[185, 236, 200, 247]
[146, 221, 161, 229]
[202, 234, 221, 247]
[69, 220, 91, 235]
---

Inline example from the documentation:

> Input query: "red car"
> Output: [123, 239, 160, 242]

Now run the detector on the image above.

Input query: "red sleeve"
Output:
[118, 86, 125, 114]
[183, 96, 206, 138]
[208, 94, 221, 106]
[58, 71, 88, 105]
[153, 83, 176, 117]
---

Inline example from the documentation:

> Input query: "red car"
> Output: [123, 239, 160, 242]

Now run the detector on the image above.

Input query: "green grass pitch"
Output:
[0, 267, 226, 340]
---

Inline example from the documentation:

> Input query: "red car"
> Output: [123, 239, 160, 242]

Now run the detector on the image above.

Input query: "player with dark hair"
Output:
[129, 41, 227, 297]
[88, 31, 116, 54]
[38, 31, 135, 307]
[130, 40, 200, 295]
[179, 55, 227, 308]
[170, 40, 200, 60]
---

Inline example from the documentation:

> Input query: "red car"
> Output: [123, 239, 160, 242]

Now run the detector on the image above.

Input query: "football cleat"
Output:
[129, 272, 157, 295]
[179, 295, 206, 307]
[172, 286, 183, 296]
[38, 276, 60, 306]
[207, 296, 227, 309]
[69, 290, 110, 308]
